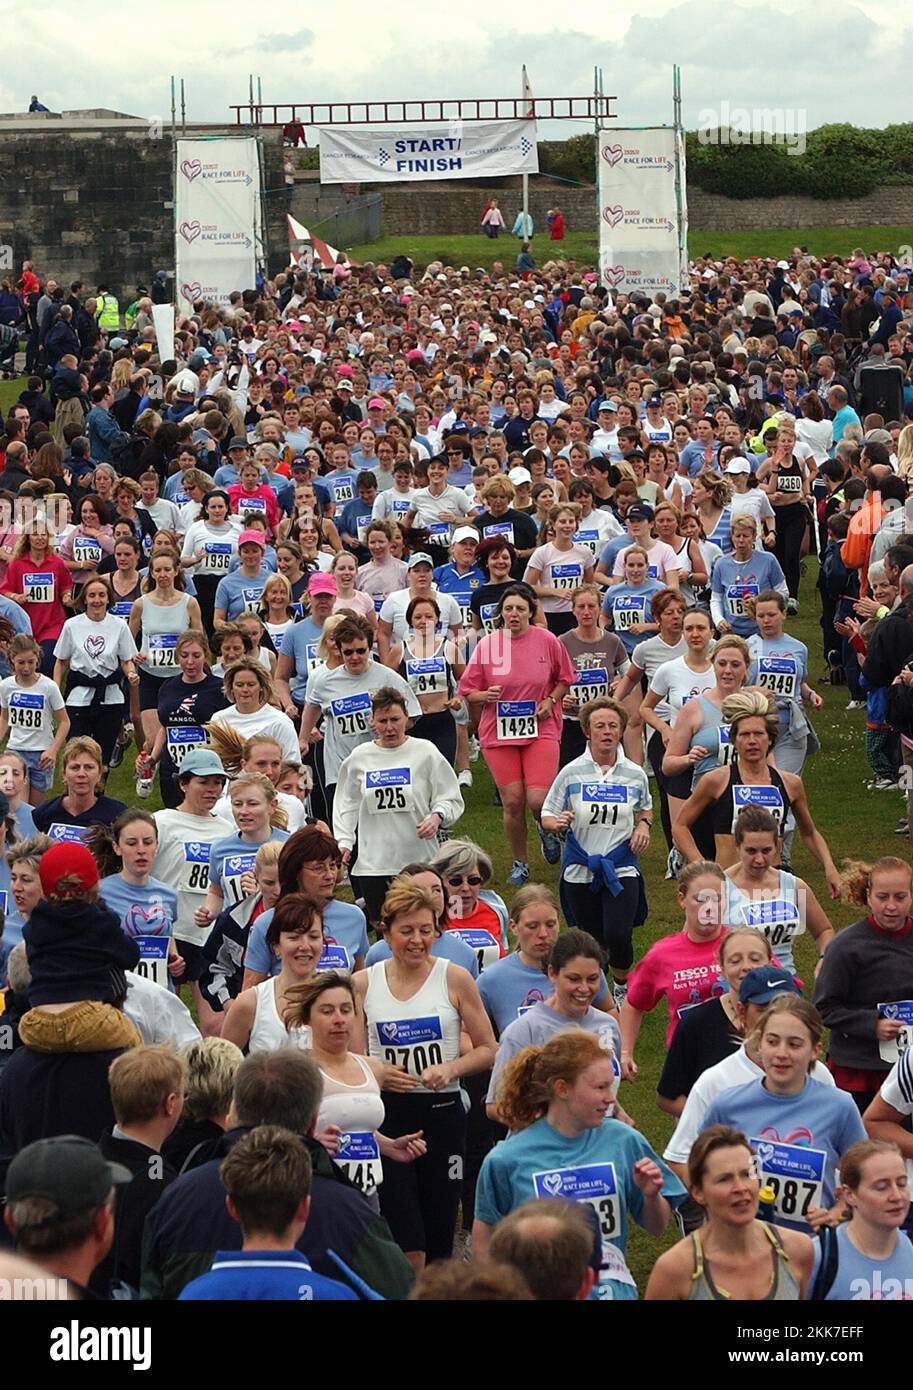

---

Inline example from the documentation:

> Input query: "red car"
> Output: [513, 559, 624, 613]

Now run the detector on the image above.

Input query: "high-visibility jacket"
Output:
[96, 293, 120, 330]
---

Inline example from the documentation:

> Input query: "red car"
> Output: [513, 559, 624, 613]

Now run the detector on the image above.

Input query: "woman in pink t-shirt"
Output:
[458, 584, 575, 887]
[619, 860, 728, 1075]
[523, 502, 595, 636]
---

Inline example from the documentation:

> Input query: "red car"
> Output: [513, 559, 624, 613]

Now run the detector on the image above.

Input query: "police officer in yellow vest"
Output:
[95, 285, 120, 332]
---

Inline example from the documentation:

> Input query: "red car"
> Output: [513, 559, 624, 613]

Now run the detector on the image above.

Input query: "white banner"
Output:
[319, 119, 538, 184]
[174, 137, 262, 307]
[150, 304, 174, 363]
[598, 128, 686, 297]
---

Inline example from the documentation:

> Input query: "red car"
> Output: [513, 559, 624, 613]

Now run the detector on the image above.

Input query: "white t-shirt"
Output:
[379, 587, 463, 644]
[727, 488, 776, 543]
[181, 521, 239, 576]
[140, 498, 183, 533]
[152, 808, 234, 945]
[208, 706, 301, 767]
[0, 673, 66, 751]
[53, 614, 138, 707]
[125, 973, 201, 1047]
[611, 538, 684, 584]
[214, 789, 305, 833]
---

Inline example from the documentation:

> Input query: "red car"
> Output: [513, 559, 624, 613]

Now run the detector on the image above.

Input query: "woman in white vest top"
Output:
[353, 875, 496, 1273]
[222, 891, 322, 1053]
[286, 971, 426, 1212]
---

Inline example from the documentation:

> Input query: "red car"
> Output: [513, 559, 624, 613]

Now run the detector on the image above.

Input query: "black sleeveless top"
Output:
[712, 760, 792, 838]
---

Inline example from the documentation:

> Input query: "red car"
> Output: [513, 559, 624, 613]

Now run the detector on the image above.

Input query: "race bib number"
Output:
[223, 851, 257, 906]
[181, 841, 211, 894]
[777, 474, 803, 493]
[166, 726, 206, 767]
[373, 597, 385, 615]
[532, 1162, 621, 1242]
[612, 595, 646, 632]
[334, 1132, 382, 1197]
[241, 586, 263, 614]
[496, 700, 537, 741]
[429, 522, 451, 544]
[331, 691, 371, 737]
[573, 667, 610, 704]
[551, 563, 582, 591]
[484, 522, 514, 546]
[130, 935, 170, 990]
[450, 590, 473, 628]
[878, 1001, 913, 1064]
[8, 691, 44, 730]
[332, 479, 355, 504]
[317, 943, 351, 972]
[406, 657, 446, 695]
[23, 571, 53, 604]
[731, 783, 785, 834]
[718, 724, 734, 766]
[448, 927, 500, 973]
[355, 515, 372, 545]
[304, 643, 321, 674]
[751, 1139, 825, 1224]
[202, 542, 232, 574]
[365, 767, 413, 813]
[239, 496, 266, 513]
[391, 498, 411, 517]
[581, 782, 631, 829]
[110, 601, 133, 620]
[573, 528, 599, 556]
[480, 602, 498, 633]
[74, 539, 101, 563]
[377, 1015, 444, 1077]
[727, 583, 758, 618]
[48, 823, 88, 843]
[757, 657, 798, 700]
[148, 634, 178, 670]
[739, 897, 803, 952]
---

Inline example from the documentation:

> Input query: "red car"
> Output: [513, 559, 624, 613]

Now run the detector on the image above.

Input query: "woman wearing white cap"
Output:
[375, 554, 462, 664]
[722, 454, 776, 549]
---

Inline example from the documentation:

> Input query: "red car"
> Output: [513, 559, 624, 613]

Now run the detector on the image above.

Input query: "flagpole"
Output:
[521, 65, 530, 241]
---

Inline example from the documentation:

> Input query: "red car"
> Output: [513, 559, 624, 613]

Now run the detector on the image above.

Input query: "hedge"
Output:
[537, 126, 913, 200]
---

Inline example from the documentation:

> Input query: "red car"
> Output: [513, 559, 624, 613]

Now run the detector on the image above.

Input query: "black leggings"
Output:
[410, 708, 457, 766]
[559, 718, 587, 769]
[647, 729, 673, 850]
[378, 1090, 466, 1262]
[351, 873, 394, 926]
[773, 502, 807, 599]
[545, 611, 576, 636]
[193, 573, 219, 637]
[461, 1069, 505, 1229]
[563, 876, 641, 973]
[67, 705, 125, 766]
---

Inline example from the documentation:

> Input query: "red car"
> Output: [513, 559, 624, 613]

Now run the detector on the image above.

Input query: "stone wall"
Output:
[375, 183, 596, 237]
[0, 124, 287, 298]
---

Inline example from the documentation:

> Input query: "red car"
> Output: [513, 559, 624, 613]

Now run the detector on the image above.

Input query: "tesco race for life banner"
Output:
[174, 137, 262, 307]
[598, 128, 687, 297]
[319, 120, 538, 184]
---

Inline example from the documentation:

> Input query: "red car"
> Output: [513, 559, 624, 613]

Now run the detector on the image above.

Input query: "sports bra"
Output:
[725, 870, 804, 975]
[398, 635, 455, 700]
[712, 760, 792, 839]
[689, 1224, 800, 1301]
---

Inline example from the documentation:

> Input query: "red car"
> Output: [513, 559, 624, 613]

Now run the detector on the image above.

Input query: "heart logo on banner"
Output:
[602, 144, 623, 166]
[84, 635, 106, 659]
[180, 159, 202, 182]
[179, 220, 201, 244]
[542, 1172, 564, 1196]
[180, 282, 202, 303]
[603, 264, 625, 288]
[602, 205, 624, 228]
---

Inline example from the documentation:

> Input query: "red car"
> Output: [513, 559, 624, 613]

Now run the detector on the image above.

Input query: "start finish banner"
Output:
[319, 119, 538, 184]
[174, 137, 262, 307]
[598, 128, 686, 297]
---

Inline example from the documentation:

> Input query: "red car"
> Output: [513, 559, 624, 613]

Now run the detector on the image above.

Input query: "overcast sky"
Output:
[2, 0, 907, 136]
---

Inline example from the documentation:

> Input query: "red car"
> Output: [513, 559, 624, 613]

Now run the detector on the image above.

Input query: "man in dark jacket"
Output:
[75, 298, 101, 354]
[16, 377, 54, 426]
[140, 1050, 414, 1301]
[44, 305, 81, 368]
[862, 564, 913, 690]
[94, 1045, 183, 1295]
[0, 442, 33, 494]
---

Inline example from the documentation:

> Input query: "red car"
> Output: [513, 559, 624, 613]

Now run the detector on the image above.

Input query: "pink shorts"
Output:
[484, 739, 560, 791]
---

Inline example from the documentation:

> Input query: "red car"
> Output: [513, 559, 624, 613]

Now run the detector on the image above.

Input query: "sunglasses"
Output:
[447, 874, 483, 887]
[341, 646, 369, 656]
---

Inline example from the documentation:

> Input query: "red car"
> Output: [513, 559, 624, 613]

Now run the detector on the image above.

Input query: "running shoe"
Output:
[787, 598, 799, 615]
[612, 981, 628, 1010]
[457, 769, 473, 788]
[108, 738, 127, 770]
[868, 777, 899, 791]
[846, 700, 865, 710]
[506, 860, 530, 886]
[665, 846, 684, 880]
[468, 736, 480, 763]
[538, 824, 562, 864]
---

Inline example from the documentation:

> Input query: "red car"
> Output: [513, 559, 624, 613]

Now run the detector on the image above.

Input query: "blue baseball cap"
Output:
[739, 966, 800, 1006]
[179, 749, 226, 779]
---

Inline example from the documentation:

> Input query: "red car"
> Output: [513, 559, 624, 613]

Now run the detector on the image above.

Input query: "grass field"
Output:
[347, 224, 913, 271]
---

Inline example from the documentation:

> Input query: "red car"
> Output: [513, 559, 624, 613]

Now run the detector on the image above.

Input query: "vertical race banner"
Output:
[175, 137, 261, 308]
[598, 128, 686, 297]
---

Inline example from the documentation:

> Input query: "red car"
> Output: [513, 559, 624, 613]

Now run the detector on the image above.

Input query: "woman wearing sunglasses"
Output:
[430, 839, 510, 975]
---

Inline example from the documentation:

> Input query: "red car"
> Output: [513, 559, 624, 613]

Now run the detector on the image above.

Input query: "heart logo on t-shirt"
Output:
[84, 635, 106, 659]
[125, 902, 168, 935]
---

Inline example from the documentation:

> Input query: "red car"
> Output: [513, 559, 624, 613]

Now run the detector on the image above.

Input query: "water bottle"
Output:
[135, 753, 154, 799]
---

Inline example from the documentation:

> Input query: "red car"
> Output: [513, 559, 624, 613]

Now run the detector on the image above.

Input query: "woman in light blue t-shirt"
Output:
[89, 808, 181, 992]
